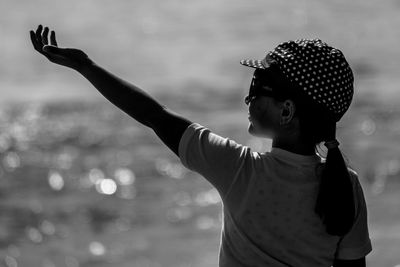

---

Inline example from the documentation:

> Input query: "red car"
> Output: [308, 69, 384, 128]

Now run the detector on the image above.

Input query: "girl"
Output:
[30, 25, 372, 266]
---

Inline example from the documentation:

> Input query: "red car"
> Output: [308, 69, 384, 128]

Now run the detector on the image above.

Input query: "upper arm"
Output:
[149, 107, 193, 158]
[151, 108, 253, 199]
[333, 257, 366, 267]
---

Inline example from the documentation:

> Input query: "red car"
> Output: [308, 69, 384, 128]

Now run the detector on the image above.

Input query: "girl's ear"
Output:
[282, 100, 294, 115]
[282, 107, 290, 116]
[279, 99, 296, 125]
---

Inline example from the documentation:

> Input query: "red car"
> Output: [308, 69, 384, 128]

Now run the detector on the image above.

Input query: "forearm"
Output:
[78, 60, 165, 128]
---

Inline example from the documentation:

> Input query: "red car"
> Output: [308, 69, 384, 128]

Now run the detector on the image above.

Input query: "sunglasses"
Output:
[244, 70, 275, 106]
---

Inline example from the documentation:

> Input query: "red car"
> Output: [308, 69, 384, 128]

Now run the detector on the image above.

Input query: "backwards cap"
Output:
[240, 38, 354, 122]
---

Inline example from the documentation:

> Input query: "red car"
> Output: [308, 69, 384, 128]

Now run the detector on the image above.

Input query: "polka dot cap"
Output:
[240, 38, 354, 122]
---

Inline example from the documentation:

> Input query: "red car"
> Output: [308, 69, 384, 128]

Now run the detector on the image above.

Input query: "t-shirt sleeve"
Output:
[334, 171, 373, 260]
[178, 122, 253, 199]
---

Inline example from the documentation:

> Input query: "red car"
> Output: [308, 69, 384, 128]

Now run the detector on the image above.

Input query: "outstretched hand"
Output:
[30, 24, 92, 71]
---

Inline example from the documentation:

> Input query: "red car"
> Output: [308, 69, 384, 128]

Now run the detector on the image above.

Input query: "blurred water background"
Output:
[1, 0, 400, 266]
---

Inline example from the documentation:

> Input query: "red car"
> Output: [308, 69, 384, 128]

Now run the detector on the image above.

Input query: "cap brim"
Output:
[240, 58, 269, 69]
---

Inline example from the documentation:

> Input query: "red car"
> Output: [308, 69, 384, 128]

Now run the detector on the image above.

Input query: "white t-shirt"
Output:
[178, 122, 372, 267]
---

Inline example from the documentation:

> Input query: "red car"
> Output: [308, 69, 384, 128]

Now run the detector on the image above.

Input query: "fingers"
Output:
[50, 30, 58, 46]
[30, 24, 44, 53]
[30, 24, 59, 54]
[29, 30, 39, 49]
[42, 26, 49, 45]
[35, 24, 42, 44]
[30, 24, 54, 61]
[30, 27, 44, 53]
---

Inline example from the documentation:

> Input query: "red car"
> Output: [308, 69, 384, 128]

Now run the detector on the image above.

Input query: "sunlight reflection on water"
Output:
[194, 188, 220, 206]
[3, 151, 21, 171]
[114, 167, 135, 185]
[0, 100, 396, 266]
[95, 178, 117, 195]
[4, 255, 18, 267]
[40, 220, 56, 236]
[89, 241, 106, 256]
[155, 157, 186, 179]
[48, 170, 64, 191]
[165, 206, 193, 223]
[25, 226, 43, 243]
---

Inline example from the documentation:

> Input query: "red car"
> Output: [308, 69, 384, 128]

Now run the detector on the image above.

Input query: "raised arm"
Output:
[30, 24, 193, 157]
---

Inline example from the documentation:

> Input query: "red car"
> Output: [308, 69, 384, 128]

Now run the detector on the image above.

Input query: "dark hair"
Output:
[258, 63, 356, 237]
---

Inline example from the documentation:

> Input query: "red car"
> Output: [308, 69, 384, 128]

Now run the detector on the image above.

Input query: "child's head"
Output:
[245, 64, 336, 151]
[242, 39, 353, 146]
[241, 39, 356, 237]
[241, 39, 354, 122]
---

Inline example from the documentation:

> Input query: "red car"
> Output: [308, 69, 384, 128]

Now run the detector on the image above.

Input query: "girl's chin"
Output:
[248, 121, 270, 138]
[248, 120, 258, 129]
[248, 121, 258, 135]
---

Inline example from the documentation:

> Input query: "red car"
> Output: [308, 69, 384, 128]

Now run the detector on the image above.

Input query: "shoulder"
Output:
[347, 167, 359, 183]
[346, 167, 365, 190]
[345, 167, 363, 195]
[347, 166, 358, 177]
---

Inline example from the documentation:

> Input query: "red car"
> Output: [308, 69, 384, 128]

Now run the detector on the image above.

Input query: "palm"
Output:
[30, 25, 90, 71]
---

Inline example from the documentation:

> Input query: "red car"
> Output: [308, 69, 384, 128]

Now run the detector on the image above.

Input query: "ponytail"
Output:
[293, 89, 356, 237]
[314, 141, 356, 236]
[288, 89, 356, 237]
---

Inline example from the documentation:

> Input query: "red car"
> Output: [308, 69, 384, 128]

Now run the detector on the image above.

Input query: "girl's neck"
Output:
[272, 139, 315, 156]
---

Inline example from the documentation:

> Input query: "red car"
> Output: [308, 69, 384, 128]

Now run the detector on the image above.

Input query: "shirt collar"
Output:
[269, 147, 322, 164]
